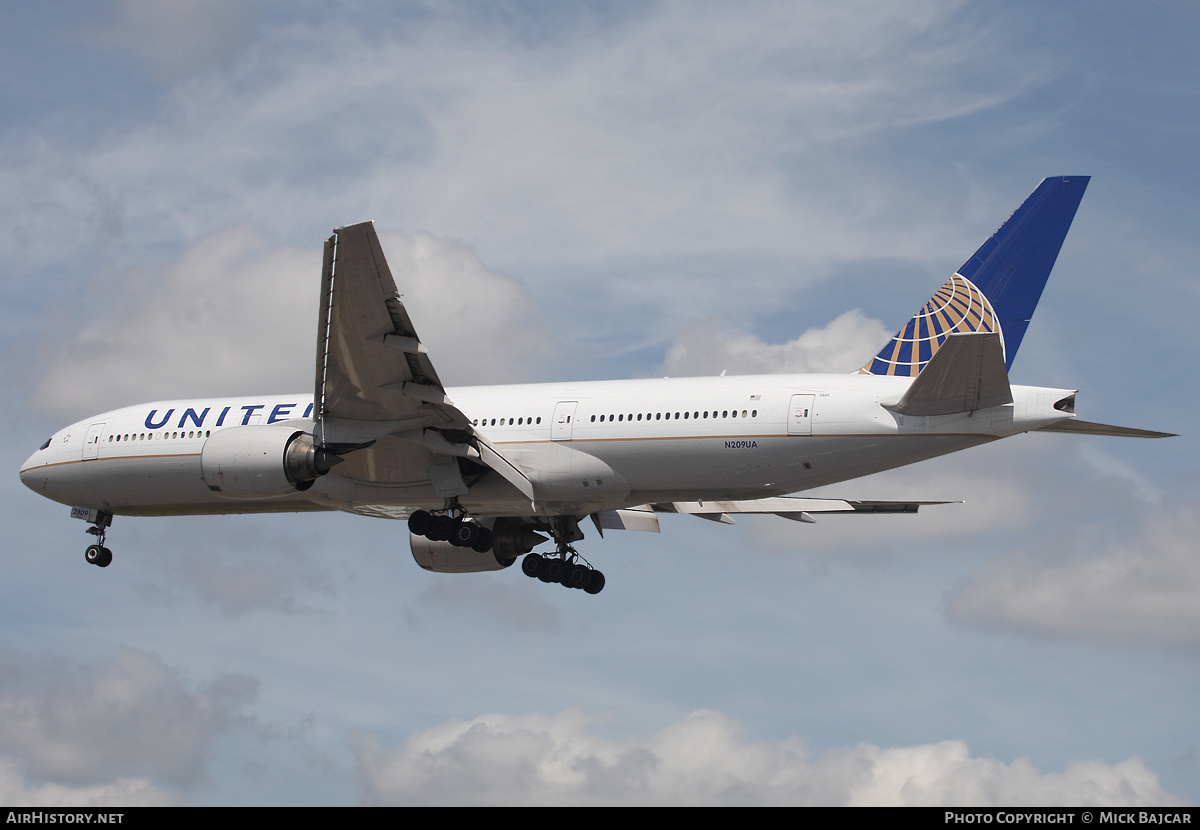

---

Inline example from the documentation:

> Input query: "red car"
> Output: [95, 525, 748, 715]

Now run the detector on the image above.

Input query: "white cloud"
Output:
[2, 1, 1033, 301]
[31, 226, 316, 416]
[0, 647, 257, 789]
[30, 226, 554, 420]
[947, 504, 1200, 651]
[350, 708, 1183, 806]
[0, 759, 172, 808]
[379, 230, 559, 386]
[660, 309, 890, 377]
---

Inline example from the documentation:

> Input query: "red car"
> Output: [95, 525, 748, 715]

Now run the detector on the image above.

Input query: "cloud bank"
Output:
[351, 709, 1182, 806]
[661, 309, 890, 377]
[948, 504, 1200, 652]
[0, 647, 256, 791]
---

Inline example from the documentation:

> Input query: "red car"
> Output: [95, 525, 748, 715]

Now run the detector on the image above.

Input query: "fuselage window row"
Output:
[470, 417, 543, 427]
[109, 430, 212, 443]
[588, 409, 756, 423]
[468, 408, 761, 429]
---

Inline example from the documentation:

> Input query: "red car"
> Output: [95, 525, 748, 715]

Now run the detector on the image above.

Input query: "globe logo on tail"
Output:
[860, 274, 1004, 377]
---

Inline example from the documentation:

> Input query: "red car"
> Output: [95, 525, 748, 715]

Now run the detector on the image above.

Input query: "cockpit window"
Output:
[39, 438, 51, 450]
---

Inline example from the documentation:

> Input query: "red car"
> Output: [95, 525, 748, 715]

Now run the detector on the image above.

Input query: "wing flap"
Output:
[591, 507, 661, 534]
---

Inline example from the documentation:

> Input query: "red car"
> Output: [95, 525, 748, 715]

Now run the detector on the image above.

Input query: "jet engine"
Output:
[201, 424, 340, 498]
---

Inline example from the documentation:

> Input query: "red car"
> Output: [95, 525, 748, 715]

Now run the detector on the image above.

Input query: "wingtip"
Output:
[333, 220, 376, 233]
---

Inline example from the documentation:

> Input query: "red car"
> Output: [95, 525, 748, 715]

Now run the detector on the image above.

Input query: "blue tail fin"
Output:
[861, 176, 1089, 376]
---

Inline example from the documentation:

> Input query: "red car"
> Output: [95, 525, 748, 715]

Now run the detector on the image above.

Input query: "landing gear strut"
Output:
[520, 517, 605, 594]
[83, 512, 113, 568]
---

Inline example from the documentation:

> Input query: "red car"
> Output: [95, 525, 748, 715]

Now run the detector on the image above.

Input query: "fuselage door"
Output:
[551, 401, 578, 441]
[787, 394, 814, 436]
[82, 422, 106, 460]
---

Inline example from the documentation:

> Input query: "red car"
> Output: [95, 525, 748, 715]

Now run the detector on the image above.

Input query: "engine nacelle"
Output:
[410, 517, 547, 573]
[411, 534, 518, 573]
[201, 424, 338, 499]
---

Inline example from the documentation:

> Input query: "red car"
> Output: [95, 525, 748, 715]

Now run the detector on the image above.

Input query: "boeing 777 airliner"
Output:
[19, 177, 1171, 594]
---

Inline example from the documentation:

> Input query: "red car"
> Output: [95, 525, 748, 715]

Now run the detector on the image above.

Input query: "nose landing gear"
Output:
[83, 512, 113, 568]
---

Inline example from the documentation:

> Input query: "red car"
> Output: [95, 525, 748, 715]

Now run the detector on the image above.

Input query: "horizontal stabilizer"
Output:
[884, 332, 1012, 416]
[1036, 420, 1176, 439]
[649, 498, 953, 518]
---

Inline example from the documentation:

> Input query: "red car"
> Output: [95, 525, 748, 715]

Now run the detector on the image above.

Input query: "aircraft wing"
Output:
[312, 222, 533, 500]
[591, 498, 954, 531]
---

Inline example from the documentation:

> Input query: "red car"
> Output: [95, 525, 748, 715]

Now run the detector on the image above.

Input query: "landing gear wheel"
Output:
[541, 558, 563, 583]
[583, 570, 605, 594]
[428, 514, 453, 542]
[407, 510, 431, 536]
[471, 526, 494, 553]
[521, 553, 545, 578]
[565, 563, 592, 589]
[85, 545, 112, 568]
[450, 519, 479, 549]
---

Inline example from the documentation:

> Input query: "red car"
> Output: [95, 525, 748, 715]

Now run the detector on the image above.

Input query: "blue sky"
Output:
[1, 0, 1197, 806]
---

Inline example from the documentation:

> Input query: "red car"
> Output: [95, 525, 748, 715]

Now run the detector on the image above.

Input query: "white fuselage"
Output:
[19, 374, 1074, 520]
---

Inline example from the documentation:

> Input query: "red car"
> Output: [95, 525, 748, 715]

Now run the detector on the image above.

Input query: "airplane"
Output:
[19, 176, 1172, 594]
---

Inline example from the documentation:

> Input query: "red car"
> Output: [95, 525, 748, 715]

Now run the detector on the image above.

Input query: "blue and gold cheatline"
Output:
[860, 176, 1091, 378]
[860, 273, 1002, 377]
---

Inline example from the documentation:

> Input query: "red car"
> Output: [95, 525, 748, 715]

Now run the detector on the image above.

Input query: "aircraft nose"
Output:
[19, 441, 50, 491]
[20, 452, 39, 488]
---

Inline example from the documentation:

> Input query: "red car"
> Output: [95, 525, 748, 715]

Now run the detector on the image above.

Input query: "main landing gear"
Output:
[407, 504, 494, 553]
[84, 512, 113, 568]
[520, 517, 605, 595]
